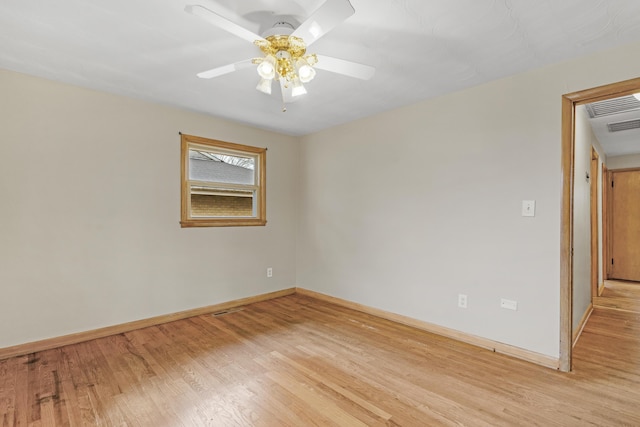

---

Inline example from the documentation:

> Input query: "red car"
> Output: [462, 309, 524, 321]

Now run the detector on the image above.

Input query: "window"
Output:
[180, 133, 266, 227]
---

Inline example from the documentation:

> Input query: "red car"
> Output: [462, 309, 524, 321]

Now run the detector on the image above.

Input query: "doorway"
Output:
[607, 168, 640, 282]
[560, 76, 640, 372]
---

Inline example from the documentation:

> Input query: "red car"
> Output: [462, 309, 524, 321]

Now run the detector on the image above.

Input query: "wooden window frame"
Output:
[180, 133, 266, 227]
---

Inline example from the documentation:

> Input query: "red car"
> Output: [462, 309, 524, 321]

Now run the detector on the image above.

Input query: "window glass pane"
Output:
[188, 149, 255, 185]
[181, 134, 265, 227]
[190, 185, 254, 217]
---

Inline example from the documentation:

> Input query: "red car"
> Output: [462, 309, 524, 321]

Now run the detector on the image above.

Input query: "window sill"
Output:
[180, 219, 267, 228]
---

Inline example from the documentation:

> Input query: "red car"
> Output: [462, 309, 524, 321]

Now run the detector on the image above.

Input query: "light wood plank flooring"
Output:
[1, 294, 639, 426]
[593, 279, 640, 313]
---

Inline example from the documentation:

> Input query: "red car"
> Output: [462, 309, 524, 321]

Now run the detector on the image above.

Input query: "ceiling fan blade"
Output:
[314, 55, 375, 80]
[292, 0, 355, 46]
[196, 59, 255, 79]
[185, 5, 265, 44]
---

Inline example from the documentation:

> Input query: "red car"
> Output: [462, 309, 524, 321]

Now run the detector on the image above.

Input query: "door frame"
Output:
[602, 163, 609, 285]
[560, 76, 640, 372]
[590, 147, 600, 298]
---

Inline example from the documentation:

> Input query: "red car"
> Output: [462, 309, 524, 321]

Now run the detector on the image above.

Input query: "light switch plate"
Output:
[522, 200, 535, 217]
[501, 298, 518, 311]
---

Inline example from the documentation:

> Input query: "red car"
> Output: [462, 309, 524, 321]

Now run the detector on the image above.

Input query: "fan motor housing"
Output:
[261, 35, 306, 58]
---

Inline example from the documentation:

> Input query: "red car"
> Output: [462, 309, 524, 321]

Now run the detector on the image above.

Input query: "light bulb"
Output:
[298, 65, 316, 83]
[256, 78, 272, 95]
[257, 55, 276, 80]
[296, 59, 316, 83]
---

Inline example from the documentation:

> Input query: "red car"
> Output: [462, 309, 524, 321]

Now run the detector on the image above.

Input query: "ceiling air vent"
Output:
[585, 96, 640, 118]
[607, 119, 640, 133]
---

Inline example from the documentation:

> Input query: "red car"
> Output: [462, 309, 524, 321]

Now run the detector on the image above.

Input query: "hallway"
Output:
[593, 280, 640, 313]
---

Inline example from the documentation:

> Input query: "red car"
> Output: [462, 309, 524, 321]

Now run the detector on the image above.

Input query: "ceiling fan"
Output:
[185, 0, 375, 109]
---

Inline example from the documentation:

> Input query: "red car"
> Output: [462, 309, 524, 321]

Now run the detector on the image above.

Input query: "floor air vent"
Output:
[212, 307, 244, 317]
[585, 96, 640, 118]
[607, 119, 640, 133]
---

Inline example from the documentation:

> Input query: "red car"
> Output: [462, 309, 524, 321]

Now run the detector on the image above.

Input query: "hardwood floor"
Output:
[594, 279, 640, 313]
[1, 294, 639, 426]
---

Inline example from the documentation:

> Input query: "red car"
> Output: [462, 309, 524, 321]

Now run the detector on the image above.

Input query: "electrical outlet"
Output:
[500, 298, 517, 311]
[458, 294, 468, 309]
[266, 267, 273, 278]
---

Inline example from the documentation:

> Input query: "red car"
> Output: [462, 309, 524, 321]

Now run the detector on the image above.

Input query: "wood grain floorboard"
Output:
[1, 294, 640, 426]
[594, 280, 640, 313]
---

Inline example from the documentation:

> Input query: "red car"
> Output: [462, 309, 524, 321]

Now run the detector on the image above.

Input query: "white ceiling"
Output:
[2, 0, 640, 136]
[584, 95, 640, 157]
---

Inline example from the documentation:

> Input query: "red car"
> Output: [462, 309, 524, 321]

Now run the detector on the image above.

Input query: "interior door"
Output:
[610, 169, 640, 282]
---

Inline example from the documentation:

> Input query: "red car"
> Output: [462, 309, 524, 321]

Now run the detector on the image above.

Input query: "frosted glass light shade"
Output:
[257, 56, 276, 80]
[296, 58, 316, 83]
[292, 78, 307, 97]
[256, 78, 272, 95]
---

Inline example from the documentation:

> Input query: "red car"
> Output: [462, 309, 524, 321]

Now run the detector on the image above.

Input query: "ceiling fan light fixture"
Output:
[274, 50, 295, 81]
[187, 2, 374, 108]
[257, 55, 276, 80]
[256, 78, 273, 95]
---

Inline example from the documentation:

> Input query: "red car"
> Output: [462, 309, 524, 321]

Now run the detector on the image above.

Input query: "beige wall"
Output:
[298, 41, 640, 358]
[607, 153, 640, 169]
[0, 68, 299, 349]
[4, 41, 640, 358]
